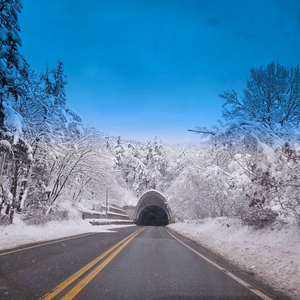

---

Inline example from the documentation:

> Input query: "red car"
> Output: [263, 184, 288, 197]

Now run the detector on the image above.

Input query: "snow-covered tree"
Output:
[221, 62, 300, 131]
[0, 1, 139, 225]
[0, 0, 29, 121]
[187, 63, 300, 227]
[51, 61, 67, 108]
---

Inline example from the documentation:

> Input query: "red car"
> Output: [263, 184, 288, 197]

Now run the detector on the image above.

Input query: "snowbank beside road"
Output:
[0, 214, 135, 251]
[168, 218, 300, 300]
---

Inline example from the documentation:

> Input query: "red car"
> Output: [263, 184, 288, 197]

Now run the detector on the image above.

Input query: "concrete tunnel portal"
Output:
[134, 190, 172, 226]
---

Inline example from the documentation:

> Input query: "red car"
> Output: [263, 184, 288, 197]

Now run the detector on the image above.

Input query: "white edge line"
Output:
[165, 228, 273, 300]
[0, 232, 96, 257]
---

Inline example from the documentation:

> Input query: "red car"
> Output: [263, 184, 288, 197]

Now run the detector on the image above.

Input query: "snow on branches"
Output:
[185, 62, 300, 227]
[221, 62, 300, 131]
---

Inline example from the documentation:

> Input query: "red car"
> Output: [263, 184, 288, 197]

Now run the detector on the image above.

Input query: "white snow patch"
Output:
[3, 102, 23, 144]
[0, 140, 11, 148]
[0, 214, 135, 251]
[168, 218, 300, 300]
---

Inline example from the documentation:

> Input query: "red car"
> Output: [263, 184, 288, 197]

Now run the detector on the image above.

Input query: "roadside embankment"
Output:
[0, 214, 135, 251]
[168, 218, 300, 300]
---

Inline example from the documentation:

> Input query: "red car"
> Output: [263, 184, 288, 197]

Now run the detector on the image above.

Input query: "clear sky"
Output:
[18, 0, 300, 143]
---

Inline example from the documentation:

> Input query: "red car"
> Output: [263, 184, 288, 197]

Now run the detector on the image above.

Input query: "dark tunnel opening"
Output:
[138, 205, 169, 226]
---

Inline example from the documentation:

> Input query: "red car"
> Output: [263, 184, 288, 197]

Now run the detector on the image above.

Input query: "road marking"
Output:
[61, 227, 148, 300]
[165, 228, 273, 300]
[0, 232, 96, 257]
[39, 227, 146, 300]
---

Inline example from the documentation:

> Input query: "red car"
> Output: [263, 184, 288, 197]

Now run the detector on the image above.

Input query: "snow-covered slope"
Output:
[168, 218, 300, 300]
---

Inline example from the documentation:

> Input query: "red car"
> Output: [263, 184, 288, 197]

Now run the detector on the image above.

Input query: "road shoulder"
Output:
[166, 225, 291, 300]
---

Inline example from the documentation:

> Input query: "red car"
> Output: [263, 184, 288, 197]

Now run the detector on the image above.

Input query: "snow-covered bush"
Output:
[21, 209, 69, 226]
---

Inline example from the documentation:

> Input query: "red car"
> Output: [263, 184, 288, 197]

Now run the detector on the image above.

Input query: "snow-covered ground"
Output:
[0, 214, 135, 251]
[168, 218, 300, 300]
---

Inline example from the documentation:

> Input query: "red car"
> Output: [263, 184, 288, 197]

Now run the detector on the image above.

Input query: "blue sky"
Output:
[19, 0, 300, 142]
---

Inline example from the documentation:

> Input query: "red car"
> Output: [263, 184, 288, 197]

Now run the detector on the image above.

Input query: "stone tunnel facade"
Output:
[134, 190, 172, 226]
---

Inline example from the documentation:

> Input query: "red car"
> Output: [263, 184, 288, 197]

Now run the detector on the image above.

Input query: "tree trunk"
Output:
[9, 163, 19, 224]
[0, 152, 6, 213]
[0, 97, 5, 129]
[18, 166, 32, 211]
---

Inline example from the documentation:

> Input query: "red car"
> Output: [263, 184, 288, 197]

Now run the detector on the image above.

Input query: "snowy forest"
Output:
[1, 1, 300, 229]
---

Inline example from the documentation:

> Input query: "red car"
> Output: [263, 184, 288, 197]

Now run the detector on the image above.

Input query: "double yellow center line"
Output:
[40, 227, 147, 300]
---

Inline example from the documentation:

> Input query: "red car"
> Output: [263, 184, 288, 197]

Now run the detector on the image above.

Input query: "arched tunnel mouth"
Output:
[137, 205, 169, 226]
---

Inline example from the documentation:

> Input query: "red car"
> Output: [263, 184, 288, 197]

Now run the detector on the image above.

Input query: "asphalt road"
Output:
[0, 226, 287, 300]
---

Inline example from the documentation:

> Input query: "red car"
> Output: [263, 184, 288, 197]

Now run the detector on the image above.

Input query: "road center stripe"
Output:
[39, 227, 145, 300]
[165, 228, 273, 300]
[61, 227, 148, 300]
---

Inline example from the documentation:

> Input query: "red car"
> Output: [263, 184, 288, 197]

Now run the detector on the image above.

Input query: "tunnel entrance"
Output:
[137, 205, 168, 226]
[134, 190, 172, 226]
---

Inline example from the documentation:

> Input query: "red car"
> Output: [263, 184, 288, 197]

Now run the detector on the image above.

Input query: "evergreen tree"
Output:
[0, 0, 29, 126]
[51, 61, 67, 108]
[41, 63, 54, 97]
[114, 136, 124, 167]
